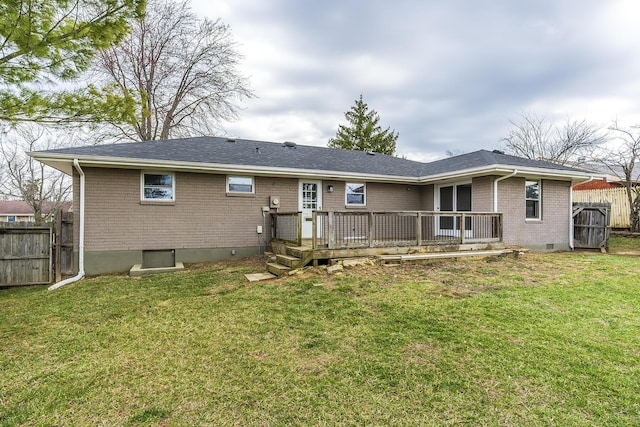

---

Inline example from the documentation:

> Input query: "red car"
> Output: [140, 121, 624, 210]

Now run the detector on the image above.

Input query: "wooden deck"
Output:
[267, 210, 505, 276]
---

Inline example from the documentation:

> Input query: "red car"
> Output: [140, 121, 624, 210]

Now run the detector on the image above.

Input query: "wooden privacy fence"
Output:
[0, 222, 52, 286]
[573, 188, 630, 228]
[0, 211, 73, 287]
[573, 202, 610, 249]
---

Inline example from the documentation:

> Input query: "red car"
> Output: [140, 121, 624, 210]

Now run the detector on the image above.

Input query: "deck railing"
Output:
[271, 211, 302, 245]
[272, 211, 502, 250]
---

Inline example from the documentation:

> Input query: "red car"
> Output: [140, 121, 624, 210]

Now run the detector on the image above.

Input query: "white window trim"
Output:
[7, 215, 16, 222]
[345, 182, 366, 206]
[525, 179, 542, 221]
[140, 171, 175, 202]
[226, 175, 255, 194]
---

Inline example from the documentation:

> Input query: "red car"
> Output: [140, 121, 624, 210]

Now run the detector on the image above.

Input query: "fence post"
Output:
[55, 210, 62, 282]
[416, 212, 422, 246]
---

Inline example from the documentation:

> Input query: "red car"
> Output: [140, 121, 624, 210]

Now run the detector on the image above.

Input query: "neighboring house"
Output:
[0, 200, 71, 222]
[572, 163, 640, 190]
[572, 163, 639, 228]
[30, 137, 598, 275]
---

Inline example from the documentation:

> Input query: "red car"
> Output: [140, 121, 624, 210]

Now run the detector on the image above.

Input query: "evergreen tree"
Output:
[0, 0, 145, 122]
[328, 95, 398, 155]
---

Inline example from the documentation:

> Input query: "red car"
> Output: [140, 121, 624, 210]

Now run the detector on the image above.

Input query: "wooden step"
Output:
[266, 262, 291, 277]
[276, 254, 301, 268]
[286, 245, 313, 258]
[378, 249, 517, 264]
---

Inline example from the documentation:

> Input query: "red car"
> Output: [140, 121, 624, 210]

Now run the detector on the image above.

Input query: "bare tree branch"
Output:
[596, 120, 640, 231]
[92, 0, 253, 141]
[0, 124, 72, 222]
[502, 113, 605, 165]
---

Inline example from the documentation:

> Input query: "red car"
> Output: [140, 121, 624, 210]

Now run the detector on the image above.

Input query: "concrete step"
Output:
[266, 262, 291, 277]
[276, 254, 301, 268]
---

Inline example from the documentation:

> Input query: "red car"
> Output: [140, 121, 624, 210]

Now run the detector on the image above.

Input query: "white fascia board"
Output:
[417, 165, 603, 183]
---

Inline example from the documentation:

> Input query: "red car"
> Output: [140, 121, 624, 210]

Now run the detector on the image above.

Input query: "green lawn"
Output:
[1, 242, 640, 426]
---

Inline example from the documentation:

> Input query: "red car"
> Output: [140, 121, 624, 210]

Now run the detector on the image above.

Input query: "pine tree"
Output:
[0, 0, 145, 122]
[328, 95, 398, 155]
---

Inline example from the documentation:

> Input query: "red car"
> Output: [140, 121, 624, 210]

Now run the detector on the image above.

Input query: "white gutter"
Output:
[568, 176, 596, 250]
[493, 170, 518, 212]
[49, 159, 85, 290]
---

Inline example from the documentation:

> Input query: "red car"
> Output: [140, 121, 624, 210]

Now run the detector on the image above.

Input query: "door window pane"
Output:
[302, 183, 318, 209]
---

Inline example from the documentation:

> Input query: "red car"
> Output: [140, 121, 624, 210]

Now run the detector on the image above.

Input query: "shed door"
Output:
[299, 180, 322, 239]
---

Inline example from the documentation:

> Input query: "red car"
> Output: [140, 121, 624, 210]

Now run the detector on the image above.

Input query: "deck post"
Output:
[416, 212, 422, 246]
[328, 212, 335, 249]
[460, 213, 466, 244]
[296, 212, 302, 246]
[312, 211, 317, 249]
[368, 212, 374, 247]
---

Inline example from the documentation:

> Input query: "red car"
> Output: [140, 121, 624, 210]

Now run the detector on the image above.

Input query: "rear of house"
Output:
[31, 137, 597, 275]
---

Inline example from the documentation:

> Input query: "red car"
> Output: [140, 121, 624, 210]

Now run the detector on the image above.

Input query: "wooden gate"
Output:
[0, 211, 73, 287]
[0, 222, 52, 286]
[573, 202, 611, 249]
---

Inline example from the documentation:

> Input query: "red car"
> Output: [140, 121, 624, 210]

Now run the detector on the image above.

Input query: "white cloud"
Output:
[188, 0, 640, 157]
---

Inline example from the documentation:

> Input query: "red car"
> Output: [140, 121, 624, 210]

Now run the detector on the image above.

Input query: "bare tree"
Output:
[598, 121, 640, 232]
[93, 0, 253, 141]
[502, 113, 604, 165]
[0, 126, 71, 223]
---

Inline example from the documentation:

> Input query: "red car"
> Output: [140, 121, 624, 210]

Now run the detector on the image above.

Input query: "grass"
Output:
[1, 239, 640, 426]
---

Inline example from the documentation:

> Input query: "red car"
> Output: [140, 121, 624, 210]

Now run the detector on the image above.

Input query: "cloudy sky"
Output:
[190, 0, 640, 161]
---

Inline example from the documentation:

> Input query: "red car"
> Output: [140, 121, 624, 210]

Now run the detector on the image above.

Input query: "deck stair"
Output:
[266, 245, 314, 277]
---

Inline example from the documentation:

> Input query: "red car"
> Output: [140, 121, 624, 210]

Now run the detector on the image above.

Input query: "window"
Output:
[142, 172, 175, 201]
[227, 176, 254, 193]
[345, 182, 366, 206]
[7, 215, 16, 222]
[525, 180, 540, 219]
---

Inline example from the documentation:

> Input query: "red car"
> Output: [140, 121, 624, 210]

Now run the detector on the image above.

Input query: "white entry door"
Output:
[299, 180, 322, 238]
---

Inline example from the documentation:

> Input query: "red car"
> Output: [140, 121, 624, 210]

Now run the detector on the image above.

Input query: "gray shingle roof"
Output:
[33, 136, 591, 178]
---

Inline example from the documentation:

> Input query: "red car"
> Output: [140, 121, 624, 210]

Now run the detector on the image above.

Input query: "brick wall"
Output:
[498, 177, 570, 248]
[75, 168, 298, 252]
[322, 181, 423, 211]
[471, 176, 495, 212]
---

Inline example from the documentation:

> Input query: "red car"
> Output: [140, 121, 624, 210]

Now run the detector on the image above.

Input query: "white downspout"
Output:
[569, 176, 596, 250]
[49, 159, 85, 290]
[493, 170, 518, 212]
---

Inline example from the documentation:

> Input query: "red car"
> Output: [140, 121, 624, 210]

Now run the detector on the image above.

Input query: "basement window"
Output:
[141, 172, 175, 201]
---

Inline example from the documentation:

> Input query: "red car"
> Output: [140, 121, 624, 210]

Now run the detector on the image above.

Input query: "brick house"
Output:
[30, 137, 597, 275]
